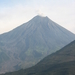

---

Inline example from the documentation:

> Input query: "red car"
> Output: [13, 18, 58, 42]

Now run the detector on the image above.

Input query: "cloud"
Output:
[36, 9, 46, 17]
[0, 5, 37, 34]
[0, 0, 75, 34]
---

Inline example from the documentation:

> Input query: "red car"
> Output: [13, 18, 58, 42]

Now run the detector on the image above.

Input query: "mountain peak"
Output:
[30, 15, 50, 23]
[34, 15, 49, 19]
[36, 15, 47, 18]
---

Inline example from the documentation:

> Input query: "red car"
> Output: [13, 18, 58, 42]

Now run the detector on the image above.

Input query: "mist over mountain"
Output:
[0, 15, 75, 73]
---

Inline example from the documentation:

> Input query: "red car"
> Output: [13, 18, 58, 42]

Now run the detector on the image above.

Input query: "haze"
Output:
[0, 0, 75, 34]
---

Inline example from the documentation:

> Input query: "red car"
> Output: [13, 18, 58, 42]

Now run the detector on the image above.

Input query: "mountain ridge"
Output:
[0, 15, 75, 73]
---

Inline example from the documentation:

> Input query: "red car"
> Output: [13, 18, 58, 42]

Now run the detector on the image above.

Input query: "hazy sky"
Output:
[0, 0, 75, 34]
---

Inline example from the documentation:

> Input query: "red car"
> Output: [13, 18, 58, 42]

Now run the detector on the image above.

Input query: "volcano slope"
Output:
[1, 40, 75, 75]
[0, 15, 75, 73]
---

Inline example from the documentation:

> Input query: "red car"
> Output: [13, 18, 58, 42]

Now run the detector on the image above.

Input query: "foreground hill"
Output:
[0, 15, 75, 73]
[1, 40, 75, 75]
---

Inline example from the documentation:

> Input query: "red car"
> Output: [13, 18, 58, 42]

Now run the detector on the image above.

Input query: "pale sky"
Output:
[0, 0, 75, 34]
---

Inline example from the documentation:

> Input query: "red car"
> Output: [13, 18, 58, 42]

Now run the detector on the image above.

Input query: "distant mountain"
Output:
[0, 15, 75, 73]
[1, 40, 75, 75]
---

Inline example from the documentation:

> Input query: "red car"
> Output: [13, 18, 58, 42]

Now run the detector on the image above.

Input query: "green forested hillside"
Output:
[1, 40, 75, 75]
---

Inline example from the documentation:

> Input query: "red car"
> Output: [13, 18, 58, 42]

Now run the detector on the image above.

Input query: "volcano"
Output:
[0, 15, 75, 73]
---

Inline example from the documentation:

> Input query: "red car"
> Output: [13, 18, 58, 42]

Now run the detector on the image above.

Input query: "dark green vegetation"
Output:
[0, 15, 75, 73]
[1, 40, 75, 75]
